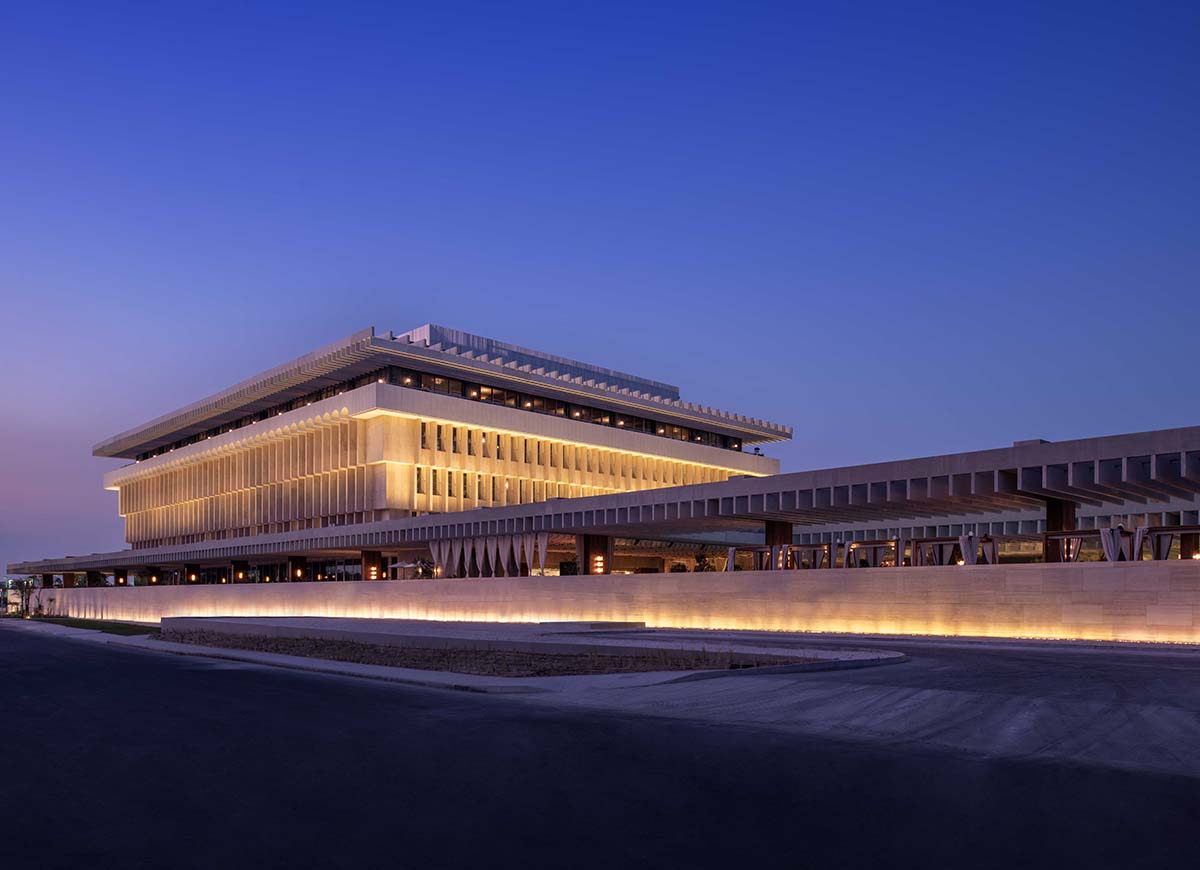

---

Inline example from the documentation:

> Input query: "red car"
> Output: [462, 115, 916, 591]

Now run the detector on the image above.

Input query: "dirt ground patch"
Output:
[161, 630, 811, 676]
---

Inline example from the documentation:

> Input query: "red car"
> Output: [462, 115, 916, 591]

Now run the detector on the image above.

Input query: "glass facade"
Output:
[136, 364, 745, 460]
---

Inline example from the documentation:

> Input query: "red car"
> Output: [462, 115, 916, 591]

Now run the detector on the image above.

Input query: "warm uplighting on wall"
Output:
[150, 575, 158, 584]
[237, 571, 244, 580]
[956, 559, 965, 566]
[590, 554, 605, 574]
[220, 577, 227, 584]
[1193, 553, 1200, 560]
[189, 573, 197, 582]
[295, 568, 303, 578]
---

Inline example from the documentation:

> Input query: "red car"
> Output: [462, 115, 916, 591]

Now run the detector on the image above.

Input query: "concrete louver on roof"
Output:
[93, 326, 792, 459]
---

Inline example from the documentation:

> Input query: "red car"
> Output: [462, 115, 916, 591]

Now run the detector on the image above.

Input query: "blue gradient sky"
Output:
[2, 1, 1198, 572]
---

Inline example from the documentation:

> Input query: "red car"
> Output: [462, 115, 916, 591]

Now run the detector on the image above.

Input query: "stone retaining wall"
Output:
[34, 560, 1200, 643]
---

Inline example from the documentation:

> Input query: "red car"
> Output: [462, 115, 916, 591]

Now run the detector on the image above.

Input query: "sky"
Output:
[1, 0, 1198, 572]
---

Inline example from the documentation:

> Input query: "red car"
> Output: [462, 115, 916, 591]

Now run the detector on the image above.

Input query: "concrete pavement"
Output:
[4, 620, 1200, 868]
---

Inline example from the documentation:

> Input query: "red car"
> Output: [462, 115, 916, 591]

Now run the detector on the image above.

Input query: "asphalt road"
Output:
[4, 625, 1200, 869]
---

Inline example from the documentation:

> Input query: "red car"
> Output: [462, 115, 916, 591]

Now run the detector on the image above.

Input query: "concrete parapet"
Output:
[38, 561, 1200, 644]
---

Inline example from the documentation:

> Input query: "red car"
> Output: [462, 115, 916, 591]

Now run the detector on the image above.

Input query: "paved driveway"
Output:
[3, 624, 1199, 869]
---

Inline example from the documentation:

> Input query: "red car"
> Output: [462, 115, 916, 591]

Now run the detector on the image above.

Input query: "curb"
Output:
[107, 636, 551, 695]
[660, 651, 909, 684]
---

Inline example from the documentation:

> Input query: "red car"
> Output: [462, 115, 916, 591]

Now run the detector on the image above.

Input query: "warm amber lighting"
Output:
[237, 571, 244, 580]
[37, 561, 1200, 644]
[295, 568, 303, 578]
[1193, 553, 1200, 560]
[956, 559, 965, 566]
[150, 576, 158, 584]
[220, 577, 227, 584]
[189, 573, 197, 582]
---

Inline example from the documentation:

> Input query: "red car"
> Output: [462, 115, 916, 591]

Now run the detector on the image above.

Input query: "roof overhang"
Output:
[93, 327, 792, 459]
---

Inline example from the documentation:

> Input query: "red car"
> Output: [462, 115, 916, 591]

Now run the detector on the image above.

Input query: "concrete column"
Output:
[230, 561, 249, 583]
[764, 521, 792, 571]
[576, 535, 613, 575]
[764, 521, 793, 547]
[113, 568, 128, 586]
[1043, 498, 1077, 563]
[361, 550, 383, 581]
[40, 574, 55, 590]
[286, 556, 308, 582]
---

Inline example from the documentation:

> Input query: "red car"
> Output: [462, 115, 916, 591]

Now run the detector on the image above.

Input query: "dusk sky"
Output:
[2, 0, 1197, 572]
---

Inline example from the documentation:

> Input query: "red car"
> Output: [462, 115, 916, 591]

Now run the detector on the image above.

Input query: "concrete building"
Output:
[14, 325, 787, 584]
[10, 325, 1200, 591]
